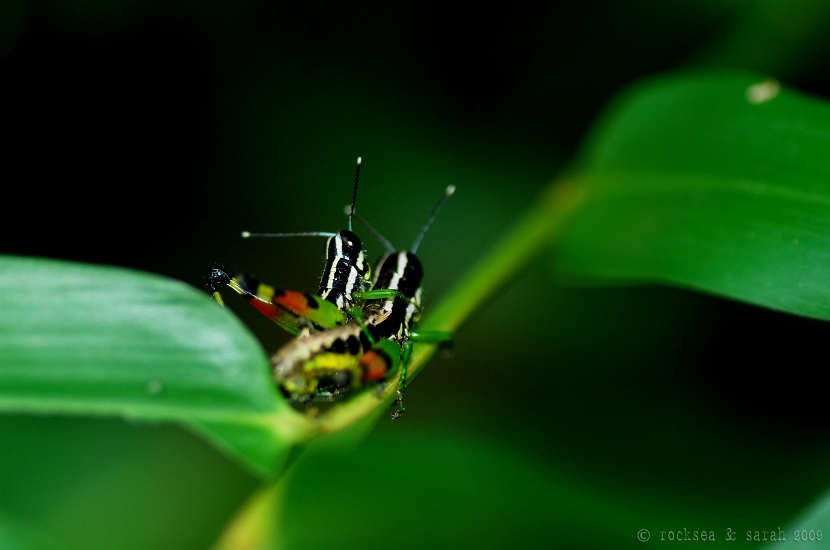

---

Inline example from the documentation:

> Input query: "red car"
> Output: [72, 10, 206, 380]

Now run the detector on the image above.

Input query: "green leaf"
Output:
[0, 255, 311, 478]
[0, 415, 259, 550]
[556, 73, 830, 321]
[0, 510, 69, 550]
[272, 430, 705, 550]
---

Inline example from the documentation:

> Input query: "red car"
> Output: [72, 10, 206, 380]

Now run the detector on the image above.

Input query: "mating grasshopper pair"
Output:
[208, 158, 453, 418]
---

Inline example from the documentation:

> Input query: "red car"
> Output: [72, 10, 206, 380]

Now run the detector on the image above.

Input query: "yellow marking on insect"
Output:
[304, 352, 360, 373]
[257, 283, 275, 302]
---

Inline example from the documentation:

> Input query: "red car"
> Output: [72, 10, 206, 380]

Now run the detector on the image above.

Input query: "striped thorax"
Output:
[317, 229, 371, 311]
[211, 158, 373, 334]
[362, 251, 423, 341]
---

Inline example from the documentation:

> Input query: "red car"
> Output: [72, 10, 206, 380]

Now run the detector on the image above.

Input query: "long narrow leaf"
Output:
[556, 73, 830, 321]
[0, 256, 311, 478]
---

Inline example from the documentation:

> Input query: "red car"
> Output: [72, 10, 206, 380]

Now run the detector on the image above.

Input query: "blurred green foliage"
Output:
[3, 1, 830, 549]
[560, 73, 830, 320]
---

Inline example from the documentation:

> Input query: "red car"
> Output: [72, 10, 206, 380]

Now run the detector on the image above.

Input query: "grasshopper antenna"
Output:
[351, 208, 396, 254]
[241, 231, 336, 238]
[242, 157, 362, 239]
[410, 185, 455, 254]
[348, 156, 362, 231]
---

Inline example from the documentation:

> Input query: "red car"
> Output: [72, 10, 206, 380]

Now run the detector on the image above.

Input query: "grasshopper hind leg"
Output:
[391, 331, 453, 420]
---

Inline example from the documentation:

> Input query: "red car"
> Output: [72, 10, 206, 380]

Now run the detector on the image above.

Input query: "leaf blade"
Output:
[557, 73, 830, 320]
[0, 255, 311, 478]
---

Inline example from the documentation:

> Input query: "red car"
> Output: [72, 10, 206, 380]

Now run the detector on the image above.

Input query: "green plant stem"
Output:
[316, 177, 583, 434]
[423, 177, 583, 334]
[212, 480, 285, 550]
[257, 177, 584, 440]
[214, 177, 585, 550]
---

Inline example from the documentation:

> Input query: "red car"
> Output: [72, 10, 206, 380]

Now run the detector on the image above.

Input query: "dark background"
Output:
[1, 1, 746, 280]
[3, 1, 830, 548]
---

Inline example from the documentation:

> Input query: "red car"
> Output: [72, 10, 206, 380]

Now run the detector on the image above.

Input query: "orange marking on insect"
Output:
[360, 350, 391, 382]
[274, 290, 313, 314]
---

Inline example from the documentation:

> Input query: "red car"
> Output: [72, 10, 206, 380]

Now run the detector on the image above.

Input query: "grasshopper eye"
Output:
[338, 229, 361, 252]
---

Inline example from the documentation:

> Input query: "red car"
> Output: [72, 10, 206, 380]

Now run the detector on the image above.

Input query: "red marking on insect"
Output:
[361, 350, 391, 382]
[250, 300, 281, 320]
